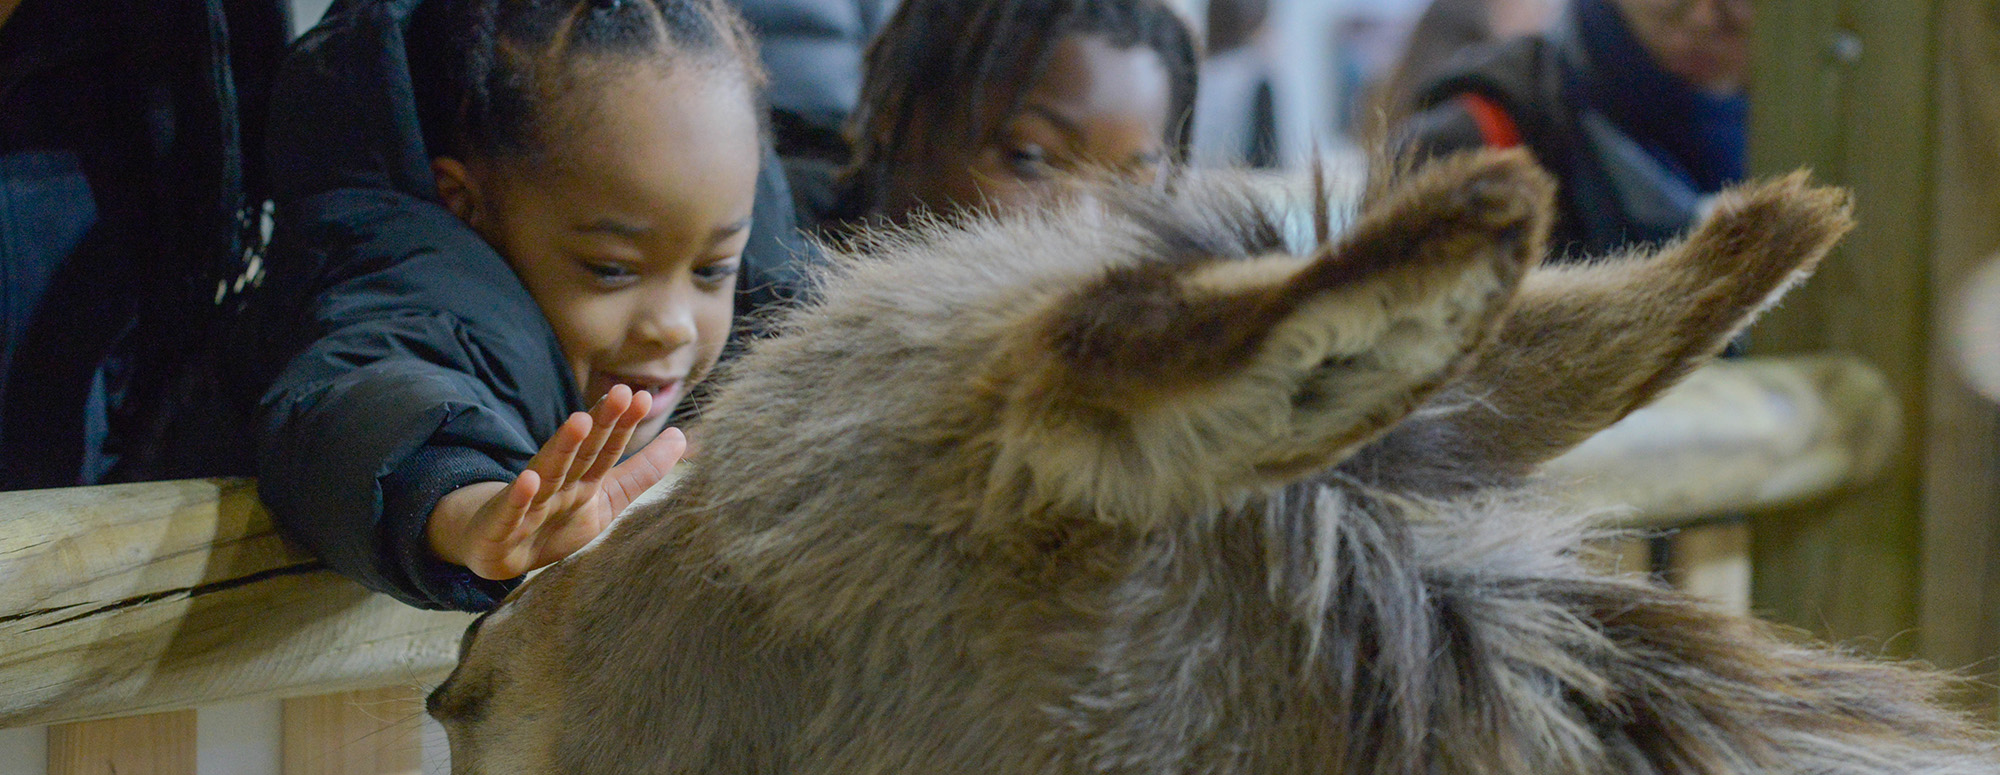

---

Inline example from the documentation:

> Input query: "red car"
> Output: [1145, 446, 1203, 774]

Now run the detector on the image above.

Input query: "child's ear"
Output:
[431, 157, 485, 227]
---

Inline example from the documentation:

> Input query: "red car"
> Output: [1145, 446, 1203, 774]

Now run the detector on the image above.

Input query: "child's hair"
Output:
[406, 0, 766, 166]
[841, 0, 1201, 207]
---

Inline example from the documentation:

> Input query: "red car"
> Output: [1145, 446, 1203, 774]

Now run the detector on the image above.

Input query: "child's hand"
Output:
[427, 385, 688, 580]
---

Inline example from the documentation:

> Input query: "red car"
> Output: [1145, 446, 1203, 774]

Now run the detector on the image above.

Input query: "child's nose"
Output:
[632, 292, 698, 351]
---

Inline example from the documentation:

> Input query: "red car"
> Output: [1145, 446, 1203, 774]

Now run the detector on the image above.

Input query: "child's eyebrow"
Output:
[576, 218, 652, 237]
[576, 217, 750, 246]
[706, 218, 751, 247]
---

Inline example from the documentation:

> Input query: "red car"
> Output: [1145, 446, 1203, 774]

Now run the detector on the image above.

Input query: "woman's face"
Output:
[1487, 0, 1553, 38]
[880, 33, 1174, 222]
[437, 64, 760, 448]
[1611, 0, 1752, 92]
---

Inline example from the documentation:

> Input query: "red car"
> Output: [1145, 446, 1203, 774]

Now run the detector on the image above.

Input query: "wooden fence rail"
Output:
[1548, 354, 1900, 526]
[0, 479, 470, 729]
[0, 354, 1898, 730]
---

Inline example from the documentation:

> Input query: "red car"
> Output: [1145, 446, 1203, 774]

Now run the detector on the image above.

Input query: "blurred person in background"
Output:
[1189, 0, 1279, 168]
[1391, 0, 1750, 258]
[0, 0, 288, 489]
[806, 0, 1200, 232]
[729, 0, 899, 164]
[1364, 0, 1553, 139]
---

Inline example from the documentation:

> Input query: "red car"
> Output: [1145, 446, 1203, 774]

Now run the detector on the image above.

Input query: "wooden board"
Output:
[0, 479, 473, 728]
[48, 711, 196, 775]
[1543, 355, 1899, 527]
[1670, 522, 1753, 616]
[1920, 0, 2000, 712]
[1746, 0, 1938, 658]
[282, 689, 424, 775]
[1750, 1, 2000, 713]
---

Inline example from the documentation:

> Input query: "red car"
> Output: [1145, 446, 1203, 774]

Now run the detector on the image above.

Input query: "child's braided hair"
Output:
[407, 0, 765, 165]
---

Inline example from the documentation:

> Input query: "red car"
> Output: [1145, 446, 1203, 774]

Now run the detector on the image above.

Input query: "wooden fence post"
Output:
[1920, 0, 2000, 714]
[1749, 0, 2000, 713]
[1747, 0, 1933, 649]
[282, 689, 424, 775]
[48, 712, 196, 775]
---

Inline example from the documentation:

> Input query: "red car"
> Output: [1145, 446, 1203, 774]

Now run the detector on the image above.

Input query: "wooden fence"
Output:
[0, 354, 1901, 772]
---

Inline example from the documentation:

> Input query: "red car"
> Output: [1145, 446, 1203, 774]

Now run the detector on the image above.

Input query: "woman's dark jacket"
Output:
[248, 0, 810, 611]
[0, 0, 287, 489]
[1395, 0, 1747, 259]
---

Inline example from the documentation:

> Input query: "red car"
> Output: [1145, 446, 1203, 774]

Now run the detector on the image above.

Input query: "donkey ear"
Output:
[1348, 172, 1855, 493]
[978, 150, 1555, 532]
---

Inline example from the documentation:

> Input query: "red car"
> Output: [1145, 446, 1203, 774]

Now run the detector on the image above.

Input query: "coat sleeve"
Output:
[248, 190, 578, 611]
[1392, 99, 1491, 166]
[256, 313, 537, 610]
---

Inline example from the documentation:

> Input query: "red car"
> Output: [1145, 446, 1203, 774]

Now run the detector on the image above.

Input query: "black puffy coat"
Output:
[248, 0, 809, 610]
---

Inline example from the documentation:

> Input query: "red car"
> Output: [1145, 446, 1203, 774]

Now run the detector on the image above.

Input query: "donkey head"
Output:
[431, 149, 1867, 774]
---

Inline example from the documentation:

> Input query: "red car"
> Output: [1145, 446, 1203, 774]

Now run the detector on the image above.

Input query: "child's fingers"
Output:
[564, 386, 633, 487]
[527, 412, 592, 507]
[601, 426, 687, 515]
[477, 469, 541, 553]
[580, 390, 651, 484]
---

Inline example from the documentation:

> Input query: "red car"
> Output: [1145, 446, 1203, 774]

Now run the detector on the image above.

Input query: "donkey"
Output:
[429, 149, 2000, 773]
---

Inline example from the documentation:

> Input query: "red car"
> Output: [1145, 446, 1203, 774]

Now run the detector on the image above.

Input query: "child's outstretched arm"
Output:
[427, 385, 686, 580]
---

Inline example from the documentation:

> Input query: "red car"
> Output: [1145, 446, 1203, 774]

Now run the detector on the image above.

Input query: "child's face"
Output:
[881, 34, 1173, 221]
[437, 65, 760, 446]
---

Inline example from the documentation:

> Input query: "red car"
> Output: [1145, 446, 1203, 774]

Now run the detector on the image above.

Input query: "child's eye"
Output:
[582, 260, 641, 287]
[693, 259, 740, 288]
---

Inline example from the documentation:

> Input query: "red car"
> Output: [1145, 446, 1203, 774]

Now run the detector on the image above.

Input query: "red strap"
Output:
[1457, 93, 1522, 149]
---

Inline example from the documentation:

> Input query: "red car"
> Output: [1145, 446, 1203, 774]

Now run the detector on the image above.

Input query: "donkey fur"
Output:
[430, 149, 2000, 773]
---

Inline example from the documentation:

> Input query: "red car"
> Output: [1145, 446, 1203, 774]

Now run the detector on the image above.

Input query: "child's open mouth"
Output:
[594, 372, 683, 421]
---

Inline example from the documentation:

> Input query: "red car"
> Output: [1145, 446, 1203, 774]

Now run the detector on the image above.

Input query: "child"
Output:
[802, 0, 1201, 229]
[247, 0, 768, 611]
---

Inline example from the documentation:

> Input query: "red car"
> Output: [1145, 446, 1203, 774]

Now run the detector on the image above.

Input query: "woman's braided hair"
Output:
[841, 0, 1201, 210]
[407, 0, 765, 166]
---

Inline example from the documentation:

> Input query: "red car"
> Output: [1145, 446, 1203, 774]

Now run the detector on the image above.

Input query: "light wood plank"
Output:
[48, 711, 195, 775]
[283, 689, 424, 775]
[1582, 536, 1656, 578]
[1543, 355, 1900, 527]
[0, 479, 472, 728]
[1669, 523, 1753, 616]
